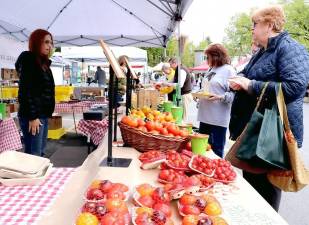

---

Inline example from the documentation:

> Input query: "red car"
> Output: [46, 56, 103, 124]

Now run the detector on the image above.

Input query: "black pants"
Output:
[243, 171, 281, 211]
[199, 122, 227, 158]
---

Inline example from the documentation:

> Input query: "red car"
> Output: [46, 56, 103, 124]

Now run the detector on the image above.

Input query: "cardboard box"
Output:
[132, 88, 160, 109]
[5, 105, 10, 118]
[13, 103, 19, 112]
[1, 68, 18, 80]
[48, 116, 62, 130]
[94, 96, 105, 101]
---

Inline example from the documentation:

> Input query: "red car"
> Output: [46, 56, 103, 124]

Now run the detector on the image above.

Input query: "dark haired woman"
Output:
[197, 43, 236, 158]
[15, 29, 55, 156]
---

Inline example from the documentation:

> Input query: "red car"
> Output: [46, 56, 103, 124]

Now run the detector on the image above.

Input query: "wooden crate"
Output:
[132, 89, 160, 109]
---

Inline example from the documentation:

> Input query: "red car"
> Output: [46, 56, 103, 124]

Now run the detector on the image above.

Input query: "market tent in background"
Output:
[189, 61, 209, 73]
[61, 46, 148, 75]
[0, 0, 192, 47]
[151, 62, 166, 71]
[0, 35, 26, 70]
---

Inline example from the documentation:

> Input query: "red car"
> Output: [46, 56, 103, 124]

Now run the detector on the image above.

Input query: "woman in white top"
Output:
[197, 44, 236, 157]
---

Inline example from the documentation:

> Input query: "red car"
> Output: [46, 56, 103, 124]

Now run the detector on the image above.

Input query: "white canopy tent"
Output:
[61, 46, 147, 63]
[0, 0, 192, 48]
[0, 35, 27, 70]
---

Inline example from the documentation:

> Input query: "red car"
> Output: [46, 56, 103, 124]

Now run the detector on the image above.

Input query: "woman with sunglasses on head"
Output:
[15, 29, 55, 157]
[197, 43, 236, 158]
[229, 5, 309, 211]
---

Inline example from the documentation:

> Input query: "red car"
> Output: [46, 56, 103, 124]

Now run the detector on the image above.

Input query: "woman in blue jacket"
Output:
[229, 6, 309, 211]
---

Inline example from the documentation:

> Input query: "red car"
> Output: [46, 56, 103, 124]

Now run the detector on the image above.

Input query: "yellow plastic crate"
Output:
[0, 87, 18, 99]
[48, 128, 66, 140]
[55, 86, 74, 103]
[55, 95, 71, 103]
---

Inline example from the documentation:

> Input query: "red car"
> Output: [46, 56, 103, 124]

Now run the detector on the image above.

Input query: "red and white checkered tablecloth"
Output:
[54, 101, 107, 113]
[0, 167, 74, 225]
[0, 118, 22, 153]
[77, 118, 108, 145]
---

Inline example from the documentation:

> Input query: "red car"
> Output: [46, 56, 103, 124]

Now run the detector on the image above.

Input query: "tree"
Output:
[223, 0, 309, 57]
[181, 41, 195, 67]
[142, 47, 164, 67]
[223, 12, 252, 57]
[166, 36, 178, 59]
[284, 0, 309, 49]
[196, 36, 212, 50]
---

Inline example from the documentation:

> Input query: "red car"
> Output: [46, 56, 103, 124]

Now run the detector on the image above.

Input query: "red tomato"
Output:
[145, 121, 155, 131]
[160, 128, 168, 135]
[153, 203, 172, 217]
[185, 142, 192, 151]
[179, 129, 189, 137]
[150, 130, 160, 135]
[138, 195, 154, 208]
[137, 119, 146, 127]
[182, 205, 201, 215]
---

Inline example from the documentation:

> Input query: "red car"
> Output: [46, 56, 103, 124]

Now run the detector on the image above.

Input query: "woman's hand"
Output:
[228, 76, 251, 91]
[208, 93, 223, 101]
[29, 119, 42, 135]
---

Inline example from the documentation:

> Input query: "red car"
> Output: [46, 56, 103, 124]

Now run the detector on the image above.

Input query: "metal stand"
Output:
[126, 69, 133, 115]
[113, 76, 118, 142]
[100, 66, 132, 168]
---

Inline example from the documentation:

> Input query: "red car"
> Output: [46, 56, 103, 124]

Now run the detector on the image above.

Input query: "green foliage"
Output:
[142, 47, 164, 67]
[223, 0, 309, 56]
[284, 0, 309, 50]
[144, 36, 212, 67]
[195, 36, 212, 51]
[223, 12, 252, 57]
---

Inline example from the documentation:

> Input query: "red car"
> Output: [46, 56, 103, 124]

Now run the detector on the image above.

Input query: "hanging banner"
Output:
[0, 35, 27, 69]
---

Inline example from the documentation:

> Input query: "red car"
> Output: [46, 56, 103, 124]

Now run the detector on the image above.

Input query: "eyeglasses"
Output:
[252, 22, 259, 29]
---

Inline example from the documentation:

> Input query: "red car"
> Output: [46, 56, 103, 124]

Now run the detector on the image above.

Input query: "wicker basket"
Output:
[118, 122, 190, 152]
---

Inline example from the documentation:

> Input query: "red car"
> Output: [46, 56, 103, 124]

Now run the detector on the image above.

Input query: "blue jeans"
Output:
[199, 122, 227, 158]
[19, 117, 48, 156]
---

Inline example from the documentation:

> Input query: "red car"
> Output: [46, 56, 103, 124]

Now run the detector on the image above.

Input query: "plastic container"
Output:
[171, 106, 183, 124]
[0, 151, 50, 175]
[0, 163, 53, 186]
[163, 101, 173, 112]
[48, 127, 66, 139]
[179, 123, 193, 134]
[0, 103, 6, 119]
[190, 133, 209, 155]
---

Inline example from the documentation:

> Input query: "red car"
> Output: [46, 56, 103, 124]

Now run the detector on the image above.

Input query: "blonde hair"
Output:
[161, 63, 171, 71]
[252, 5, 285, 32]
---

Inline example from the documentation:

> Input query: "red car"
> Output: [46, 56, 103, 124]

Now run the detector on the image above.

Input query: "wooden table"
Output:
[35, 141, 289, 225]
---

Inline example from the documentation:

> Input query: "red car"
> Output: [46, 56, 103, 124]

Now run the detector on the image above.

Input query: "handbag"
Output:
[267, 84, 309, 192]
[225, 82, 290, 173]
[236, 83, 290, 170]
[225, 83, 270, 173]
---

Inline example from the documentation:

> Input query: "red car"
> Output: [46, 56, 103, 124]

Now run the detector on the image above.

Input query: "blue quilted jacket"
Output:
[230, 31, 309, 147]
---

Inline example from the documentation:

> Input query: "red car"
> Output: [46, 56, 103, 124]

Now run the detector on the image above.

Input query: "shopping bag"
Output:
[235, 82, 290, 170]
[267, 84, 309, 192]
[225, 83, 271, 173]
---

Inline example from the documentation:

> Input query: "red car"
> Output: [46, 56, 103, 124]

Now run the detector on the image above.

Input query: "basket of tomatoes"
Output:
[118, 118, 190, 152]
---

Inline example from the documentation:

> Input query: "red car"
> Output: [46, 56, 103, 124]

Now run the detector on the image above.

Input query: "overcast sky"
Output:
[181, 0, 276, 44]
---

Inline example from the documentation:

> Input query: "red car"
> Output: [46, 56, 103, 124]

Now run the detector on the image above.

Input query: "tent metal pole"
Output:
[176, 21, 181, 107]
[126, 69, 132, 115]
[113, 76, 118, 142]
[107, 66, 115, 165]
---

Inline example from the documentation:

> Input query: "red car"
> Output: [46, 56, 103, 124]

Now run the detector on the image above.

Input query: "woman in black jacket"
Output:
[15, 29, 55, 156]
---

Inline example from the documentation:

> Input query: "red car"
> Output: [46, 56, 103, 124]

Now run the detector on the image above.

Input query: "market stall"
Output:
[29, 142, 289, 225]
[77, 118, 109, 153]
[54, 100, 107, 114]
